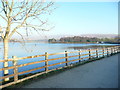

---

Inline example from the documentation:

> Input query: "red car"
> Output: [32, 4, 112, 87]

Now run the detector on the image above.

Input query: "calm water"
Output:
[0, 42, 118, 78]
[0, 42, 117, 59]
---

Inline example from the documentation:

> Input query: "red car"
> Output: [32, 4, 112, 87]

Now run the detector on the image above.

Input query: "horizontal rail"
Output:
[0, 66, 15, 71]
[18, 66, 46, 75]
[47, 61, 67, 67]
[48, 52, 66, 56]
[47, 57, 66, 61]
[0, 71, 46, 89]
[17, 54, 45, 60]
[0, 66, 46, 80]
[0, 58, 13, 62]
[0, 54, 45, 62]
[68, 55, 80, 58]
[0, 60, 46, 71]
[0, 74, 15, 80]
[17, 60, 45, 68]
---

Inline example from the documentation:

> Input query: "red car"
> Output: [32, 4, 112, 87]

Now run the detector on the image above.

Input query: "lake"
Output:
[0, 42, 118, 77]
[0, 42, 118, 59]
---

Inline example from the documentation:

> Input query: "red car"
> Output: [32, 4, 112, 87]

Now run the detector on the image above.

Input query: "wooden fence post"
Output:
[111, 47, 113, 55]
[113, 47, 115, 54]
[78, 50, 81, 62]
[45, 52, 48, 73]
[65, 51, 68, 66]
[117, 46, 120, 53]
[89, 49, 91, 59]
[115, 47, 117, 53]
[12, 56, 18, 83]
[114, 47, 116, 53]
[116, 47, 118, 53]
[116, 47, 117, 53]
[102, 48, 104, 57]
[115, 47, 116, 53]
[107, 48, 109, 56]
[96, 49, 98, 58]
[117, 47, 119, 53]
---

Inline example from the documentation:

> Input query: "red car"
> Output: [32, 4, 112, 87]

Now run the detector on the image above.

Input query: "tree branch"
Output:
[16, 31, 25, 43]
[1, 0, 55, 39]
[0, 14, 7, 22]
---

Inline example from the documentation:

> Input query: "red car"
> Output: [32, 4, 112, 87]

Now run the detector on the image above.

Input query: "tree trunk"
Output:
[3, 38, 9, 81]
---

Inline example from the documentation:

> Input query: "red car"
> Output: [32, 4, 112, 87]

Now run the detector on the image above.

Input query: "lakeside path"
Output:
[16, 54, 119, 88]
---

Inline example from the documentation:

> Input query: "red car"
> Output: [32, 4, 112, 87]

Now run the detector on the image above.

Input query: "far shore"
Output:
[48, 41, 120, 44]
[67, 45, 119, 50]
[49, 42, 98, 44]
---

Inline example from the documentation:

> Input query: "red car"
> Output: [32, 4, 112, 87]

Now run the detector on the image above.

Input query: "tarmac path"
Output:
[17, 54, 119, 88]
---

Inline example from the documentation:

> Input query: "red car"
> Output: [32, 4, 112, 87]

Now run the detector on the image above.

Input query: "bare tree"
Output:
[0, 0, 55, 81]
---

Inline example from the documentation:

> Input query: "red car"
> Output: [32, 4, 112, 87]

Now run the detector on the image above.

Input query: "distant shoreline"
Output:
[48, 41, 120, 44]
[67, 45, 119, 50]
[49, 42, 98, 44]
[0, 41, 119, 44]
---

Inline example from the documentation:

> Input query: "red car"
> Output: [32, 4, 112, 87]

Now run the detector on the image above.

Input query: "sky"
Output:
[55, 0, 119, 2]
[0, 0, 119, 40]
[27, 1, 118, 40]
[42, 2, 118, 39]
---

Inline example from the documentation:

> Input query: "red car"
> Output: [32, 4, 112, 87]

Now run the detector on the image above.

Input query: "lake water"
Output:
[0, 42, 118, 78]
[0, 42, 117, 59]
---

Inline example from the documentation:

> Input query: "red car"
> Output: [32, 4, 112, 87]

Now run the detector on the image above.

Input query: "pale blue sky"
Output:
[44, 2, 118, 38]
[0, 1, 118, 40]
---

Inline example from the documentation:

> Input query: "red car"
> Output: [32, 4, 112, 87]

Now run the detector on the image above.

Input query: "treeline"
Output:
[48, 36, 120, 44]
[0, 38, 20, 42]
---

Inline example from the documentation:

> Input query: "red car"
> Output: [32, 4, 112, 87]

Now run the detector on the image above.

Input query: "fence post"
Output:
[114, 47, 115, 54]
[116, 46, 118, 53]
[118, 46, 120, 53]
[117, 46, 119, 53]
[115, 47, 117, 53]
[107, 48, 109, 56]
[102, 48, 104, 57]
[116, 47, 118, 53]
[12, 56, 18, 83]
[113, 47, 115, 54]
[45, 52, 48, 73]
[111, 47, 113, 55]
[89, 49, 91, 59]
[78, 50, 81, 62]
[65, 51, 68, 66]
[96, 49, 98, 58]
[114, 47, 116, 53]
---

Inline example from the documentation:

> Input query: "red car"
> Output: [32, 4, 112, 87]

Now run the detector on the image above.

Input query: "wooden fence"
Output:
[0, 46, 120, 88]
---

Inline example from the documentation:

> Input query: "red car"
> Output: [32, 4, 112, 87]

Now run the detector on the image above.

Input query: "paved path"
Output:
[18, 54, 119, 88]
